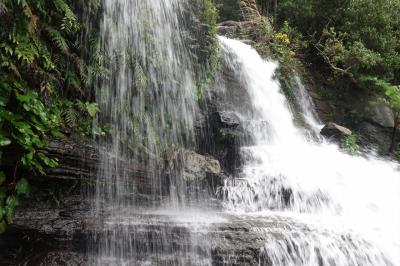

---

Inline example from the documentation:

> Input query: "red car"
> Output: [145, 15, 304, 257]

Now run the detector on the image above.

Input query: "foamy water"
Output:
[219, 36, 400, 265]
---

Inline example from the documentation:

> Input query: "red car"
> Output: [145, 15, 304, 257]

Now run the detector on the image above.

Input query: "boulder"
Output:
[163, 149, 225, 193]
[367, 102, 395, 128]
[320, 122, 352, 141]
[181, 150, 222, 182]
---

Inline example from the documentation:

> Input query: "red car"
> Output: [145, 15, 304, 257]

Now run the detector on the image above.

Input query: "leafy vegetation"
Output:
[267, 21, 298, 63]
[254, 0, 400, 152]
[340, 134, 360, 155]
[0, 0, 102, 233]
[273, 0, 400, 93]
[260, 0, 397, 82]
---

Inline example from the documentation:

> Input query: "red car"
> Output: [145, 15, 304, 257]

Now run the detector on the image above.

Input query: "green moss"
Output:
[195, 0, 220, 100]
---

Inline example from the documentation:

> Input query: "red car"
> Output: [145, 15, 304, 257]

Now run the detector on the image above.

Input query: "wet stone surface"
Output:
[0, 193, 286, 266]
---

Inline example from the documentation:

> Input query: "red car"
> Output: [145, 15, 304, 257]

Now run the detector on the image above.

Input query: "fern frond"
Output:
[14, 38, 39, 65]
[0, 54, 22, 79]
[62, 103, 78, 128]
[66, 70, 83, 95]
[45, 26, 69, 53]
[52, 0, 79, 33]
[0, 2, 8, 15]
[76, 58, 90, 86]
[33, 0, 47, 16]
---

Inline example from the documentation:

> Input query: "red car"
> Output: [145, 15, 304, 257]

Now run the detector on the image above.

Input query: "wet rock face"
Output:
[196, 60, 256, 175]
[355, 121, 394, 152]
[196, 109, 246, 175]
[2, 204, 383, 266]
[215, 111, 241, 129]
[27, 252, 87, 266]
[0, 196, 259, 265]
[2, 138, 156, 196]
[0, 199, 283, 266]
[0, 194, 89, 266]
[211, 111, 246, 174]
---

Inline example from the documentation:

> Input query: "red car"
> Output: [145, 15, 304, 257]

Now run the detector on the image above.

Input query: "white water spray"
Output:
[91, 0, 209, 264]
[292, 74, 324, 136]
[219, 36, 400, 265]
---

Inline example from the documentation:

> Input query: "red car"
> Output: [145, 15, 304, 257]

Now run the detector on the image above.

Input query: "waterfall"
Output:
[90, 0, 209, 264]
[96, 0, 199, 204]
[88, 0, 400, 263]
[219, 36, 400, 265]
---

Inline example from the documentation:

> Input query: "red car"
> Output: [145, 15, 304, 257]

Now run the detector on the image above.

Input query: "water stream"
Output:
[219, 36, 400, 266]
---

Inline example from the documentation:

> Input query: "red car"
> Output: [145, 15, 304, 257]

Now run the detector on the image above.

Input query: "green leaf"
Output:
[85, 102, 98, 117]
[15, 92, 33, 103]
[31, 160, 45, 175]
[6, 195, 19, 208]
[0, 172, 5, 185]
[0, 134, 11, 146]
[16, 178, 29, 196]
[5, 195, 19, 224]
[0, 205, 4, 221]
[0, 96, 8, 107]
[38, 153, 58, 168]
[51, 129, 64, 138]
[0, 220, 6, 234]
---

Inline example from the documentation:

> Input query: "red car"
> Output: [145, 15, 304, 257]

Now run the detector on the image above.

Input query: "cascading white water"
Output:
[97, 0, 197, 205]
[91, 0, 211, 264]
[219, 36, 400, 265]
[292, 74, 323, 136]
